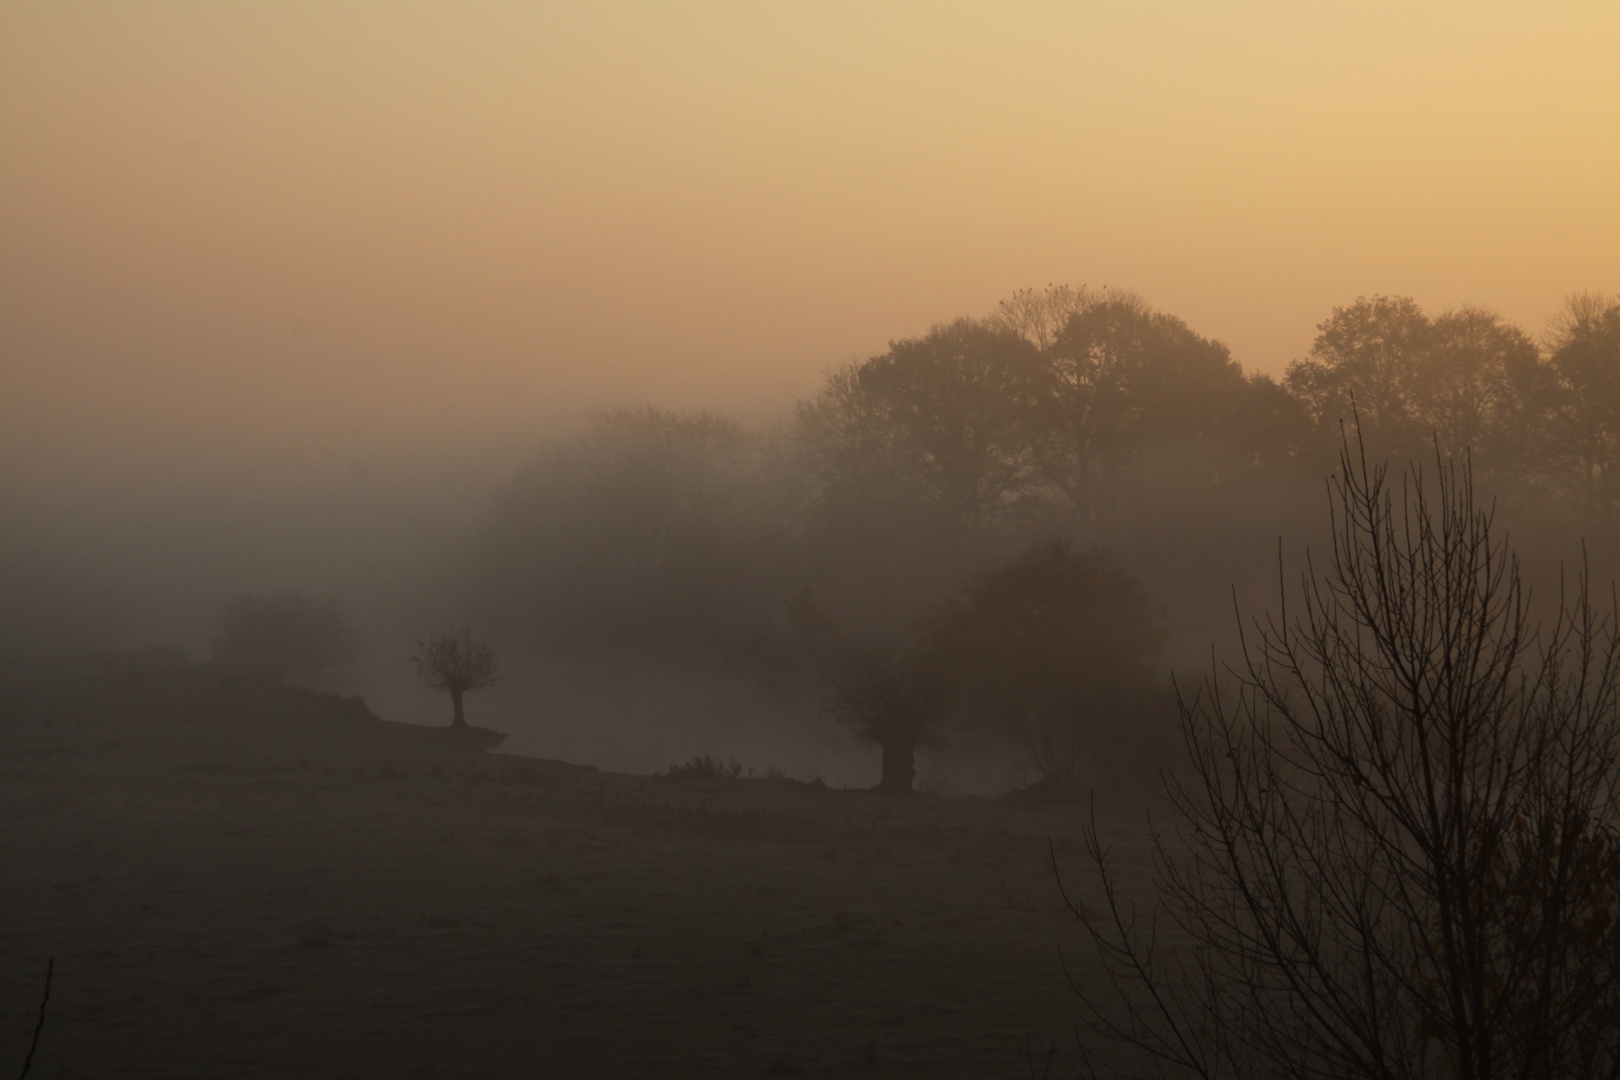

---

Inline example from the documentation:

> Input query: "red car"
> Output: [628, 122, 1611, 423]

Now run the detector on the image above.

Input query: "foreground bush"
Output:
[1068, 433, 1620, 1079]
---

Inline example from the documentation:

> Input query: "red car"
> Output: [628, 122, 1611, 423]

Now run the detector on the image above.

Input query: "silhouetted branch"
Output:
[18, 957, 52, 1080]
[1059, 428, 1620, 1078]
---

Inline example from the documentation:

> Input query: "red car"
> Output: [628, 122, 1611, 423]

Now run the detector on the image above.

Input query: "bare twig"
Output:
[18, 957, 52, 1080]
[1058, 428, 1620, 1078]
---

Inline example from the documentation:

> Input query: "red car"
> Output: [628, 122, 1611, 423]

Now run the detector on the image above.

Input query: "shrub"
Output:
[660, 755, 744, 781]
[1065, 434, 1620, 1079]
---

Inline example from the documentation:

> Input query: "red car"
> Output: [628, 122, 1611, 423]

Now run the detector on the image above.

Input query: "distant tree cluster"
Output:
[805, 287, 1619, 532]
[480, 407, 791, 652]
[472, 288, 1620, 790]
[210, 592, 358, 685]
[1286, 294, 1620, 516]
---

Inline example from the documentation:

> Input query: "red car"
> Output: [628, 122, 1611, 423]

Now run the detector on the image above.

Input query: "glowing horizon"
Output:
[3, 2, 1617, 483]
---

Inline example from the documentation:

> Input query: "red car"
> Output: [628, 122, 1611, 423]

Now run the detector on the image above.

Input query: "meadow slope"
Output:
[0, 655, 1156, 1078]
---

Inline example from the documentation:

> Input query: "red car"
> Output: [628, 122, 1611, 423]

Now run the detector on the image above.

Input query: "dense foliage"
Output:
[924, 539, 1169, 789]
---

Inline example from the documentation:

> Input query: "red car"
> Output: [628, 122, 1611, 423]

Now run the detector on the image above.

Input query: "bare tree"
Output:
[409, 629, 502, 728]
[1064, 431, 1620, 1079]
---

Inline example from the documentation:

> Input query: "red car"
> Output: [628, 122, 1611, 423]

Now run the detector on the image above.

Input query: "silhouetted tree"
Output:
[1410, 306, 1541, 464]
[808, 319, 1045, 532]
[925, 538, 1167, 788]
[826, 648, 948, 793]
[1286, 294, 1432, 456]
[1285, 297, 1545, 475]
[1064, 433, 1620, 1079]
[1026, 294, 1279, 520]
[210, 592, 358, 684]
[1543, 292, 1620, 523]
[409, 629, 501, 728]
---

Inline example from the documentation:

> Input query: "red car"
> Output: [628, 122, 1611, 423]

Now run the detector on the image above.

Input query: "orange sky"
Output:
[3, 2, 1618, 487]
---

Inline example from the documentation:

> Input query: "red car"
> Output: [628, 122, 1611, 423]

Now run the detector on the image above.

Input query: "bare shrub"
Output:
[1065, 433, 1620, 1079]
[659, 755, 744, 781]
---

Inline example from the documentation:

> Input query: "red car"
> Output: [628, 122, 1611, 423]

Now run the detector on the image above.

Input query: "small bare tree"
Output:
[409, 629, 501, 728]
[1064, 432, 1620, 1079]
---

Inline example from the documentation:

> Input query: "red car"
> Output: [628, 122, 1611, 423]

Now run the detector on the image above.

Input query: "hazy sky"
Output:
[4, 2, 1618, 488]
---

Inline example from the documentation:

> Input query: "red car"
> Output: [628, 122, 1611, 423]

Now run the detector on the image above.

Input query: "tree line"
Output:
[471, 287, 1619, 790]
[803, 286, 1620, 530]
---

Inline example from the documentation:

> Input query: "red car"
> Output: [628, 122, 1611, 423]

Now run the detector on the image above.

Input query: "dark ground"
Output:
[0, 654, 1154, 1078]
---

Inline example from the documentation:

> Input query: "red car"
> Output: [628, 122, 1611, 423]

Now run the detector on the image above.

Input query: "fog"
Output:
[7, 6, 1620, 1074]
[7, 280, 1615, 793]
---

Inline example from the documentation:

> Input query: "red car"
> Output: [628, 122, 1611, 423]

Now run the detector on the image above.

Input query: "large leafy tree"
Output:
[795, 361, 936, 522]
[1286, 295, 1433, 456]
[808, 319, 1045, 532]
[1026, 294, 1280, 521]
[1407, 306, 1541, 464]
[925, 538, 1167, 789]
[1285, 296, 1546, 475]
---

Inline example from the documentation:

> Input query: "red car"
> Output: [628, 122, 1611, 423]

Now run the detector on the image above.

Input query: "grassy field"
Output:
[0, 653, 1156, 1078]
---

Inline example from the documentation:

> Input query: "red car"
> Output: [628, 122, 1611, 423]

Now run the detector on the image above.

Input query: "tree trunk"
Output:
[877, 739, 915, 793]
[450, 686, 466, 727]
